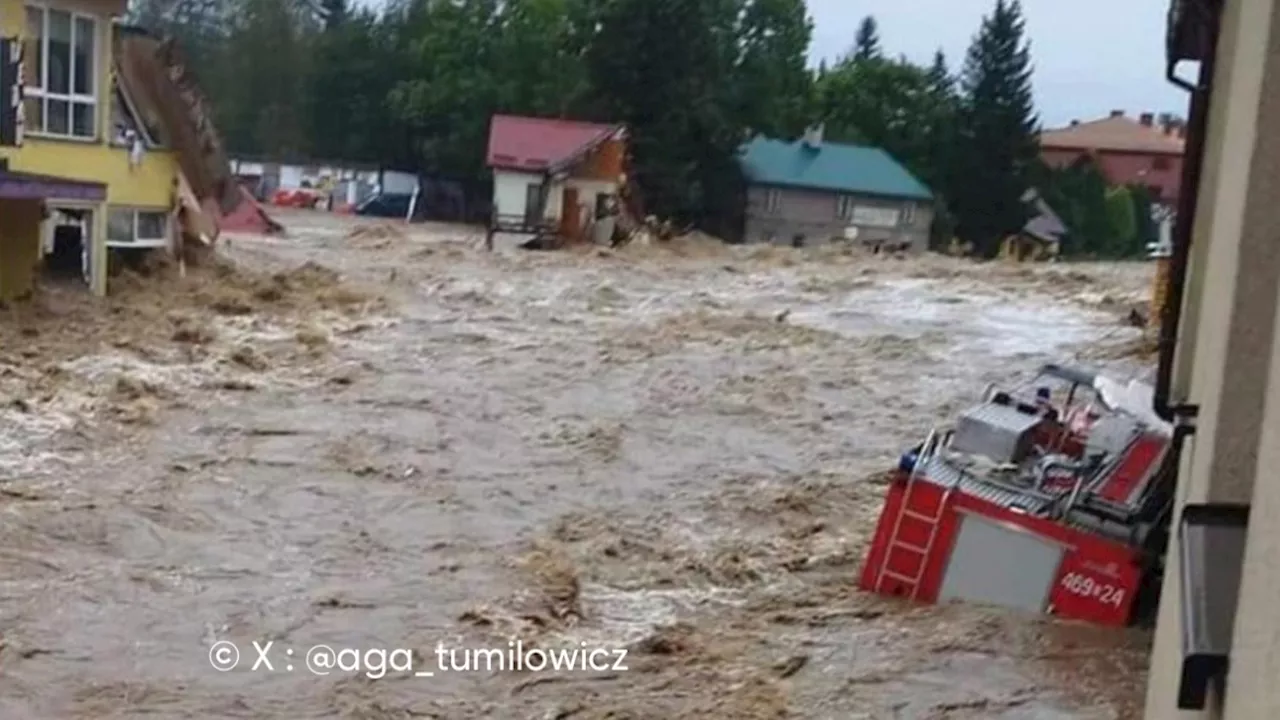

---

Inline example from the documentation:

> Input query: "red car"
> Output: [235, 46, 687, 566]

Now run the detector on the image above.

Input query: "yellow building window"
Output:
[107, 207, 169, 248]
[24, 4, 98, 140]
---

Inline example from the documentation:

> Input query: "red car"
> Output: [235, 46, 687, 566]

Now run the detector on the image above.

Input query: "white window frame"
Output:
[847, 204, 902, 228]
[837, 194, 855, 220]
[107, 207, 170, 248]
[24, 3, 99, 141]
[42, 203, 96, 285]
[765, 189, 781, 214]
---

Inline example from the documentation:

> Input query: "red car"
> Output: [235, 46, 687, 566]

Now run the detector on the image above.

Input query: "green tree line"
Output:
[130, 0, 1155, 256]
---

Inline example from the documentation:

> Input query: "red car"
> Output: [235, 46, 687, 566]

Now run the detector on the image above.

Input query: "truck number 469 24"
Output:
[1059, 572, 1126, 609]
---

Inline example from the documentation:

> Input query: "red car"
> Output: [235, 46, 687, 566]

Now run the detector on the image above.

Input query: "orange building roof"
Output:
[1039, 114, 1185, 156]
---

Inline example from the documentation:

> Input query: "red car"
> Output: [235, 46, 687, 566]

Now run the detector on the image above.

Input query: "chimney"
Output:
[1110, 109, 1124, 118]
[802, 123, 825, 149]
[1139, 112, 1154, 127]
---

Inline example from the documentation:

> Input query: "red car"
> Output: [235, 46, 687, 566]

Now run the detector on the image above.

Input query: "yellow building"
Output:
[0, 0, 178, 300]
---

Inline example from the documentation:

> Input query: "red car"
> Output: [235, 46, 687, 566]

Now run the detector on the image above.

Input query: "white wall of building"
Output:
[493, 170, 543, 218]
[556, 177, 618, 220]
[231, 160, 265, 176]
[278, 165, 304, 190]
[380, 171, 418, 195]
[552, 177, 619, 236]
[493, 170, 621, 229]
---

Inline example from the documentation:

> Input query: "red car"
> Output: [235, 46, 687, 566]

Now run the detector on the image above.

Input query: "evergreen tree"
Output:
[316, 0, 348, 29]
[923, 48, 959, 247]
[949, 0, 1040, 257]
[586, 0, 743, 235]
[926, 49, 952, 95]
[852, 16, 882, 62]
[920, 48, 957, 184]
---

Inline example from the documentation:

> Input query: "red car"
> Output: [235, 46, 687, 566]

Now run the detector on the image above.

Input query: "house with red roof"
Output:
[485, 114, 628, 247]
[1039, 110, 1186, 206]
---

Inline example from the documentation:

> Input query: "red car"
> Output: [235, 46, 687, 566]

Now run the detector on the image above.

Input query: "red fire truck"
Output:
[858, 363, 1175, 626]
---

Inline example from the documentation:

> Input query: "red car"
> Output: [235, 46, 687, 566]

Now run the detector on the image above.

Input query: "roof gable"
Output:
[486, 115, 623, 173]
[738, 136, 933, 201]
[1039, 116, 1184, 155]
[1022, 188, 1066, 242]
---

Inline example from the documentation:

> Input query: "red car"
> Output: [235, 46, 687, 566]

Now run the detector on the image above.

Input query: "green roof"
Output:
[739, 136, 933, 201]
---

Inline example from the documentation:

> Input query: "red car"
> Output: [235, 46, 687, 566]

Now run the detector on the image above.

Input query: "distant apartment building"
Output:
[1039, 110, 1186, 206]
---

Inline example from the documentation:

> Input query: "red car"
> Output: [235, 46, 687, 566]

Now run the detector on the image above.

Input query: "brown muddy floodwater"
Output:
[0, 209, 1155, 719]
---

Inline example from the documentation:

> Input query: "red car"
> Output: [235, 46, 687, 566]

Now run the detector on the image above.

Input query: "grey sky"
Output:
[805, 0, 1190, 129]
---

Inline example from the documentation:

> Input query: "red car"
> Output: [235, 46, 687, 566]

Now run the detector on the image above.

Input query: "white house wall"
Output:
[232, 160, 265, 176]
[381, 171, 418, 195]
[566, 177, 618, 215]
[558, 177, 619, 232]
[493, 171, 621, 225]
[279, 165, 304, 190]
[494, 170, 543, 219]
[545, 179, 619, 218]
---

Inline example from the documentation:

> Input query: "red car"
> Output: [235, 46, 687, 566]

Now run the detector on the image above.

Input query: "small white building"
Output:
[485, 114, 627, 247]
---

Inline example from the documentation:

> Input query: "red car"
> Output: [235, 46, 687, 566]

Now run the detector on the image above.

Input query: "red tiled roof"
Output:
[486, 114, 622, 172]
[1040, 115, 1184, 155]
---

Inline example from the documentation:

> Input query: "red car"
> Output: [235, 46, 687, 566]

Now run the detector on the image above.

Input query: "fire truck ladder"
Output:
[874, 428, 955, 600]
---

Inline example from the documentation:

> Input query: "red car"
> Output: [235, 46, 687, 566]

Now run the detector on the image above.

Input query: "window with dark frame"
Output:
[523, 183, 542, 225]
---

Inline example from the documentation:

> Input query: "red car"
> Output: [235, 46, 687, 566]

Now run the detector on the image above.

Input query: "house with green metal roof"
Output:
[738, 126, 935, 250]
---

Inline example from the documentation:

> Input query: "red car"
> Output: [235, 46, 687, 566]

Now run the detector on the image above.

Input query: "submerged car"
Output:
[355, 192, 414, 219]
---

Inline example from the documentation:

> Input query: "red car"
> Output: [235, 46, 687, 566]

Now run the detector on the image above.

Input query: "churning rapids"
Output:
[0, 209, 1156, 719]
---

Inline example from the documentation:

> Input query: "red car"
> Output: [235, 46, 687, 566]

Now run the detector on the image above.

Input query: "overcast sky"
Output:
[805, 0, 1190, 128]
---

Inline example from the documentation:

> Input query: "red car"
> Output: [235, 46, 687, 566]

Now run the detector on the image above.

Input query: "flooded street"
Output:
[1, 210, 1155, 719]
